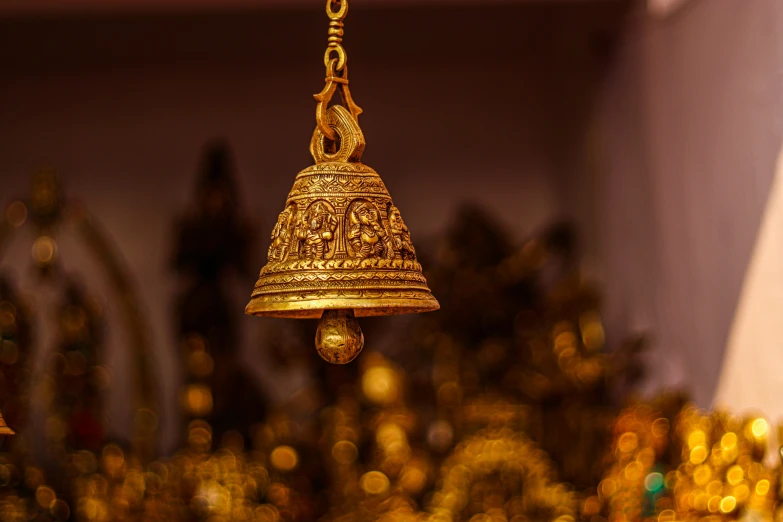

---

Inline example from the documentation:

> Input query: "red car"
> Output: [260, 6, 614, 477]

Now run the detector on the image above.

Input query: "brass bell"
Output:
[0, 408, 14, 436]
[246, 0, 439, 364]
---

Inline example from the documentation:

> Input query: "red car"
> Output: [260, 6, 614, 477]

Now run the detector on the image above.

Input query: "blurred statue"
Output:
[46, 279, 107, 454]
[0, 274, 32, 432]
[172, 141, 265, 444]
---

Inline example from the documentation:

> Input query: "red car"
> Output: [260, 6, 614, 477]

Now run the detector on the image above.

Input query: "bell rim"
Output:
[245, 295, 439, 319]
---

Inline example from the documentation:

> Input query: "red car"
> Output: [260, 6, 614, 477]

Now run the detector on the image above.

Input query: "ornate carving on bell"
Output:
[246, 0, 439, 363]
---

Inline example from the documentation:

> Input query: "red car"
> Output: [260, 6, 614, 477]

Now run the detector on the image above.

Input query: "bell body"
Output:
[246, 159, 439, 319]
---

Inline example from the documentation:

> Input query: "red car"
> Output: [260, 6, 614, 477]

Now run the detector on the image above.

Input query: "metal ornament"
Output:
[246, 0, 439, 364]
[0, 409, 14, 436]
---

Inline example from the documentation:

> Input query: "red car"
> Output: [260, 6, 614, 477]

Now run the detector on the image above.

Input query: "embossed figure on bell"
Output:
[388, 203, 416, 260]
[297, 201, 338, 259]
[347, 199, 391, 259]
[245, 0, 439, 362]
[268, 204, 295, 262]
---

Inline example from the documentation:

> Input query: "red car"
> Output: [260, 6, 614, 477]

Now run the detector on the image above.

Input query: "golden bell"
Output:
[246, 0, 438, 364]
[0, 408, 14, 436]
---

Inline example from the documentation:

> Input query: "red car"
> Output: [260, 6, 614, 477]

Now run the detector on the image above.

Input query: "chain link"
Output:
[324, 0, 348, 71]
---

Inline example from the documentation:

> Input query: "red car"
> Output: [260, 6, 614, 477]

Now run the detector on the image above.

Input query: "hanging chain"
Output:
[315, 0, 363, 142]
[324, 0, 348, 71]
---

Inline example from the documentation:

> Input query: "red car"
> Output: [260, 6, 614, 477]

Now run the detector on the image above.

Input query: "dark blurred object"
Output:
[173, 142, 252, 283]
[0, 171, 161, 519]
[0, 274, 32, 432]
[408, 206, 647, 490]
[46, 279, 107, 454]
[172, 141, 264, 443]
[15, 171, 158, 456]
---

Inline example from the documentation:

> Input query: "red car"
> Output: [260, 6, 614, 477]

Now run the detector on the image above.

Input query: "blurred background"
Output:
[2, 0, 783, 520]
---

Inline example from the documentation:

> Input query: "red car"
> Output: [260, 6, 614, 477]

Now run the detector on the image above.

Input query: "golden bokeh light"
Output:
[750, 418, 768, 438]
[624, 462, 643, 481]
[255, 504, 280, 522]
[553, 331, 576, 353]
[720, 432, 737, 450]
[49, 499, 70, 521]
[719, 495, 736, 514]
[331, 440, 358, 465]
[187, 350, 214, 378]
[362, 366, 400, 405]
[693, 464, 711, 486]
[0, 302, 16, 330]
[599, 478, 618, 497]
[755, 478, 770, 496]
[687, 430, 705, 449]
[399, 464, 427, 495]
[360, 471, 390, 495]
[651, 418, 670, 438]
[580, 320, 605, 351]
[689, 445, 707, 464]
[617, 432, 638, 453]
[31, 236, 57, 266]
[183, 384, 213, 417]
[376, 422, 405, 447]
[270, 446, 298, 472]
[734, 483, 750, 501]
[725, 465, 743, 485]
[102, 444, 126, 478]
[6, 201, 28, 227]
[35, 486, 56, 510]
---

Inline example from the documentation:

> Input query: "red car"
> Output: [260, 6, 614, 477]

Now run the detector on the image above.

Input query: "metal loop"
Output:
[325, 57, 340, 78]
[324, 46, 346, 71]
[314, 62, 363, 144]
[310, 105, 365, 164]
[326, 0, 348, 21]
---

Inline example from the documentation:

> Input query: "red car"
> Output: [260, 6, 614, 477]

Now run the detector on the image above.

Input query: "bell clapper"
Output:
[315, 309, 364, 364]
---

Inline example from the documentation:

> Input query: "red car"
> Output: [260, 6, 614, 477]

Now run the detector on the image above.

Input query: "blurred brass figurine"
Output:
[0, 410, 14, 436]
[246, 0, 439, 364]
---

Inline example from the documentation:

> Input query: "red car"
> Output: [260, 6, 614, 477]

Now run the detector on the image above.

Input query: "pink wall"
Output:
[594, 0, 783, 406]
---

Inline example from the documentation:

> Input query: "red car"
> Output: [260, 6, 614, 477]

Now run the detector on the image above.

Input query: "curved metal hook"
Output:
[315, 59, 363, 141]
